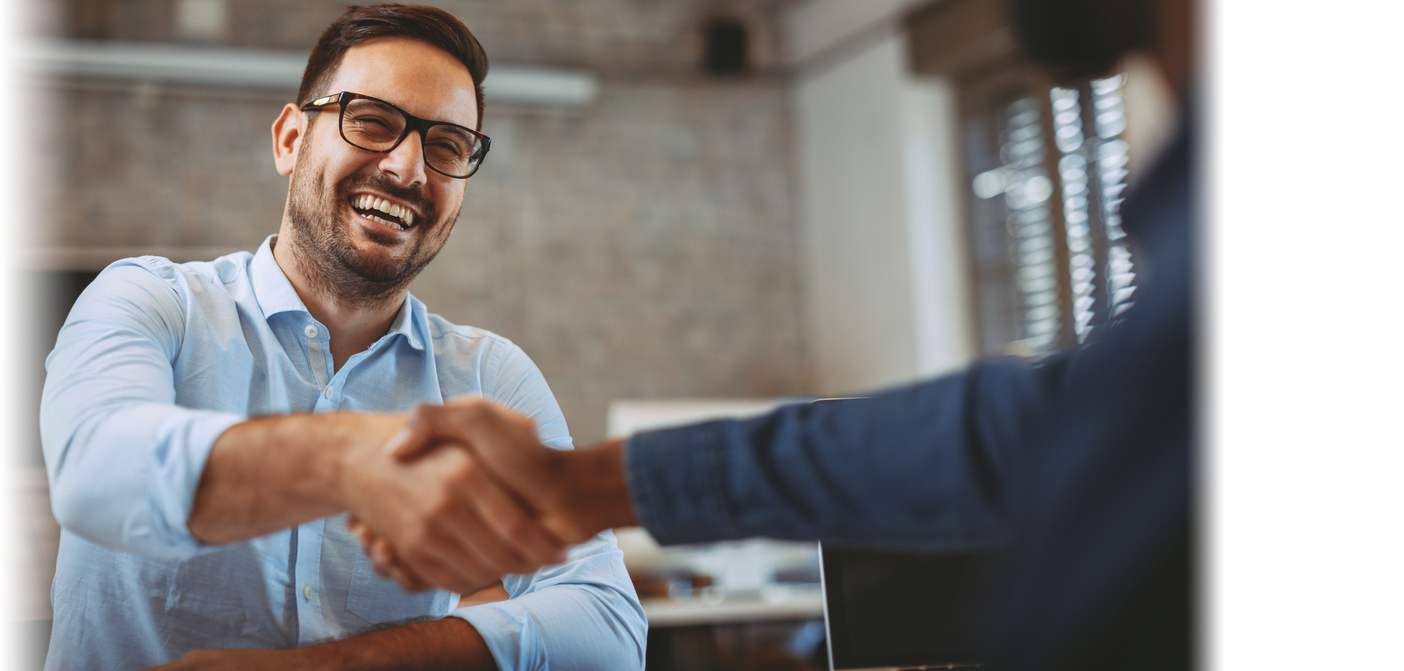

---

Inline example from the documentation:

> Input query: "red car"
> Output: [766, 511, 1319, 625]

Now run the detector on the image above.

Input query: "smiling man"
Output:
[39, 5, 645, 670]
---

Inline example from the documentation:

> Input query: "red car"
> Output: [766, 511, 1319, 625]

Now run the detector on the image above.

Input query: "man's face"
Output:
[284, 37, 480, 304]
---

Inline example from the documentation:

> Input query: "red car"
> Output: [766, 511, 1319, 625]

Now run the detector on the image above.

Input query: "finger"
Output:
[394, 538, 489, 594]
[407, 536, 505, 595]
[415, 401, 557, 499]
[348, 517, 372, 544]
[353, 527, 374, 552]
[389, 464, 523, 590]
[382, 555, 433, 593]
[388, 407, 441, 461]
[363, 536, 431, 591]
[384, 559, 432, 592]
[410, 457, 545, 581]
[399, 396, 529, 459]
[391, 568, 425, 592]
[460, 458, 570, 567]
[368, 537, 397, 574]
[435, 486, 542, 577]
[506, 411, 539, 439]
[425, 404, 585, 545]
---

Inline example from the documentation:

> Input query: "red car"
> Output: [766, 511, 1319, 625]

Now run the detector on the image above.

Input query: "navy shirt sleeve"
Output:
[625, 354, 1066, 551]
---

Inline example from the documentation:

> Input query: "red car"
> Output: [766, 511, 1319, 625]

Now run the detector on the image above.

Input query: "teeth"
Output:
[366, 213, 404, 230]
[352, 194, 414, 228]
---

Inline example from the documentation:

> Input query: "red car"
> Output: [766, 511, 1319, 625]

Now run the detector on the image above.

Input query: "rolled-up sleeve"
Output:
[451, 533, 646, 670]
[41, 261, 243, 558]
[448, 340, 646, 670]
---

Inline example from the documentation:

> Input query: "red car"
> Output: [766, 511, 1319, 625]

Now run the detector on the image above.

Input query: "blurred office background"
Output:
[15, 0, 1177, 668]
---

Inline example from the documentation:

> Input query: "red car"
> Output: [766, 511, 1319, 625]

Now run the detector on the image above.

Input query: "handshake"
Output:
[338, 398, 638, 595]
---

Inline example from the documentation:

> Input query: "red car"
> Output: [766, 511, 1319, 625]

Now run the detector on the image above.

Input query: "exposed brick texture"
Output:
[36, 0, 813, 444]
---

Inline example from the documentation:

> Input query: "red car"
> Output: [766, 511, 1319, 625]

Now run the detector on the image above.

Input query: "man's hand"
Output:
[353, 398, 637, 585]
[191, 410, 567, 596]
[337, 419, 569, 595]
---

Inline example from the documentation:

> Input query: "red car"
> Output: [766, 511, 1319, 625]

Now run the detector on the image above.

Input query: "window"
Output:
[907, 0, 1141, 358]
[963, 76, 1138, 357]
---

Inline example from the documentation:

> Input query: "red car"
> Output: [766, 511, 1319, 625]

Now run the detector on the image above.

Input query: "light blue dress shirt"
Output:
[40, 236, 646, 670]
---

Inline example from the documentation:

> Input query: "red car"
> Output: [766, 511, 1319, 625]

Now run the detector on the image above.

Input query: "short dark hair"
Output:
[298, 3, 489, 128]
[1011, 0, 1152, 82]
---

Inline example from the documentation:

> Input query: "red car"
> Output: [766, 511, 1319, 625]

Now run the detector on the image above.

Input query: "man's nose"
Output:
[378, 130, 428, 187]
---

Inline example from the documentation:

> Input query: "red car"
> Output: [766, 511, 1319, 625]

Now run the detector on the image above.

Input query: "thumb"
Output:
[414, 400, 558, 496]
[387, 405, 441, 461]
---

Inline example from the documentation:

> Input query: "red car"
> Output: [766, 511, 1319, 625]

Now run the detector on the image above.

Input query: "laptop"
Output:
[818, 543, 987, 670]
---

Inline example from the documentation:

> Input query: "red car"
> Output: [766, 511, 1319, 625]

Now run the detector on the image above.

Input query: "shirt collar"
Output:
[250, 235, 309, 318]
[250, 234, 427, 351]
[391, 293, 428, 351]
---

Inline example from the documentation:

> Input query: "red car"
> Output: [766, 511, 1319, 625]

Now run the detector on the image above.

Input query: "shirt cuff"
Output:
[48, 403, 245, 559]
[148, 409, 247, 556]
[445, 533, 645, 671]
[449, 600, 547, 671]
[624, 420, 739, 546]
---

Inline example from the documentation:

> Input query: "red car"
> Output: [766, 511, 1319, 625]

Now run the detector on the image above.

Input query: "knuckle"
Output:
[410, 402, 434, 421]
[461, 459, 487, 484]
[401, 524, 432, 553]
[425, 492, 457, 518]
[444, 455, 478, 485]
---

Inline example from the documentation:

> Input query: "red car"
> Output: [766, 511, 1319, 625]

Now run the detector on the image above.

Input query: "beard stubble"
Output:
[284, 146, 459, 309]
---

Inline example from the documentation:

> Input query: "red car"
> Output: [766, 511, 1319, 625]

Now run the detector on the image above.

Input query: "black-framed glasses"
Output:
[301, 91, 491, 179]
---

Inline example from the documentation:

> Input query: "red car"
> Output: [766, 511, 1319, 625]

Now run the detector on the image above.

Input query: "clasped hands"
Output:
[339, 398, 630, 595]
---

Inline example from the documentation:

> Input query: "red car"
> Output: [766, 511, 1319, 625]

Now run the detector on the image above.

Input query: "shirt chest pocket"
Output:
[347, 551, 454, 625]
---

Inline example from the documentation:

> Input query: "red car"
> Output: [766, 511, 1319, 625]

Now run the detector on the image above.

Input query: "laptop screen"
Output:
[820, 545, 988, 669]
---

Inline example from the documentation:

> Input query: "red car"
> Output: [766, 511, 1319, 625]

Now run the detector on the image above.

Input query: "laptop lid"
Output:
[819, 543, 987, 670]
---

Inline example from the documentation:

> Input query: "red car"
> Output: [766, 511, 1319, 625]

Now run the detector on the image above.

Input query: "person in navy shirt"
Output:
[360, 0, 1197, 668]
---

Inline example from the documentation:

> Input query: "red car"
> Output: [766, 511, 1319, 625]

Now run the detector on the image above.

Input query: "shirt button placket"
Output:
[303, 322, 333, 407]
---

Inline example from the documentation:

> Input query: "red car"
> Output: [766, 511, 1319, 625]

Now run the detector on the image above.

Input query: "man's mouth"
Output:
[350, 194, 418, 231]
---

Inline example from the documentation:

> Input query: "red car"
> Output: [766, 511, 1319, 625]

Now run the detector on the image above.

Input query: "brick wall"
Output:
[34, 0, 813, 444]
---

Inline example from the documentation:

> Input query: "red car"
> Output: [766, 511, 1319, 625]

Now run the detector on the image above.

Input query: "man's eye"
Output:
[348, 114, 395, 131]
[428, 140, 470, 158]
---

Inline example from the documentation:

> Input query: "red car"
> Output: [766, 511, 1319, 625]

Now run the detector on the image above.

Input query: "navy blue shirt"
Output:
[626, 112, 1195, 670]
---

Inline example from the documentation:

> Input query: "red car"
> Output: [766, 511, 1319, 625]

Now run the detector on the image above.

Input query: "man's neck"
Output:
[270, 235, 406, 372]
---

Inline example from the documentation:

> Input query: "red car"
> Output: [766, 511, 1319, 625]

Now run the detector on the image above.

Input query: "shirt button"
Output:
[324, 386, 334, 399]
[303, 585, 313, 600]
[304, 325, 318, 337]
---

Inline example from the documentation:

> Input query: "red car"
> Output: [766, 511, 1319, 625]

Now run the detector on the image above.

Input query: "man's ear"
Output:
[271, 103, 304, 177]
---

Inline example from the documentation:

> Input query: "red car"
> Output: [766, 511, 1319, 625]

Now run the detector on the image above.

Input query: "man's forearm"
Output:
[148, 617, 498, 671]
[193, 407, 555, 593]
[188, 411, 401, 544]
[564, 438, 639, 534]
[302, 617, 498, 671]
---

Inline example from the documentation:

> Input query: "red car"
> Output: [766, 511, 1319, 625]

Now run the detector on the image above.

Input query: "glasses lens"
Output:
[424, 125, 485, 178]
[341, 98, 407, 150]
